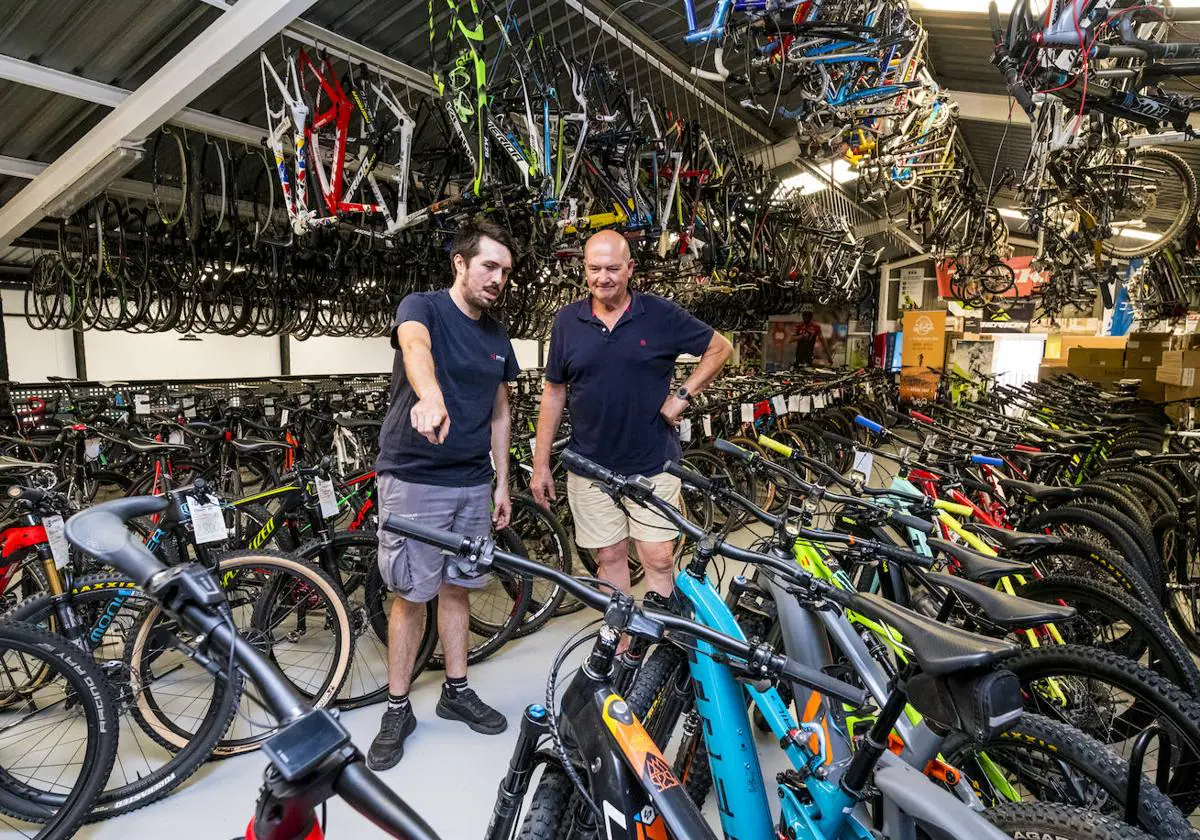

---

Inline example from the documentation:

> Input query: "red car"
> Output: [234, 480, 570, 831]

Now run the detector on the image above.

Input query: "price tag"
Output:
[772, 395, 787, 415]
[814, 393, 827, 409]
[191, 496, 228, 544]
[134, 393, 150, 415]
[168, 429, 184, 446]
[702, 415, 713, 438]
[182, 396, 195, 409]
[184, 406, 197, 419]
[365, 394, 377, 412]
[84, 438, 101, 462]
[1190, 406, 1196, 430]
[788, 395, 801, 413]
[44, 515, 70, 569]
[740, 403, 754, 423]
[300, 394, 311, 406]
[799, 396, 813, 414]
[280, 408, 290, 426]
[264, 397, 276, 416]
[728, 407, 736, 426]
[529, 437, 537, 458]
[315, 477, 339, 519]
[851, 449, 874, 481]
[679, 418, 692, 443]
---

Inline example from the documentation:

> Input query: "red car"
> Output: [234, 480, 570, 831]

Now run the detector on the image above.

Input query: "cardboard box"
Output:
[1169, 334, 1200, 351]
[1157, 365, 1198, 387]
[1047, 334, 1126, 361]
[1070, 365, 1125, 384]
[1124, 333, 1169, 368]
[1068, 347, 1126, 369]
[1159, 350, 1200, 368]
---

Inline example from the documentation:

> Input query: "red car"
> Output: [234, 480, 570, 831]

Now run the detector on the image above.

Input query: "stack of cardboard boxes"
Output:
[1036, 333, 1169, 402]
[1123, 333, 1167, 402]
[1157, 334, 1200, 421]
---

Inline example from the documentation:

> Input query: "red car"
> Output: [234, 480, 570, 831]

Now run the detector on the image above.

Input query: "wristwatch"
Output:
[674, 386, 692, 403]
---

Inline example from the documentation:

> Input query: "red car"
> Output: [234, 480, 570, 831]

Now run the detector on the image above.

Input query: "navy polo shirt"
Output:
[545, 292, 713, 476]
[377, 290, 520, 486]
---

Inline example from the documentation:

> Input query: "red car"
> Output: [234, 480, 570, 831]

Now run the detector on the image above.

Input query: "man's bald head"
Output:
[583, 230, 634, 309]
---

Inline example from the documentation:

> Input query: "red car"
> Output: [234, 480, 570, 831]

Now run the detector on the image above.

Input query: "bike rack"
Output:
[1124, 723, 1172, 829]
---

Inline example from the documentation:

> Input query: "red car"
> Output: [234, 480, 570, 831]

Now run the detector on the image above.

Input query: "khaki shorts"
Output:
[566, 470, 682, 549]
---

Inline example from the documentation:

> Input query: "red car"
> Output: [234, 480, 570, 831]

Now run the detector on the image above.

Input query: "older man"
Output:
[530, 230, 732, 599]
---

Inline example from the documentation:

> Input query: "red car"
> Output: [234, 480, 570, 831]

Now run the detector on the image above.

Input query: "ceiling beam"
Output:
[947, 89, 1030, 125]
[0, 0, 321, 249]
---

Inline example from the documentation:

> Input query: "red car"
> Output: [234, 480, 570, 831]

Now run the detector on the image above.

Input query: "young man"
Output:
[530, 229, 732, 599]
[369, 220, 519, 771]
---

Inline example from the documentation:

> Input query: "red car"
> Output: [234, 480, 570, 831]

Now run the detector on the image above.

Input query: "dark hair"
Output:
[450, 218, 515, 266]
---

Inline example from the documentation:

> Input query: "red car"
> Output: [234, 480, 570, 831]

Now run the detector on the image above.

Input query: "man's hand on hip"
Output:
[411, 395, 450, 444]
[531, 464, 556, 509]
[659, 395, 689, 425]
[492, 486, 512, 530]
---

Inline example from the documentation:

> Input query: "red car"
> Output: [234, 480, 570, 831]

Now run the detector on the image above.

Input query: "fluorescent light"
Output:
[998, 206, 1163, 241]
[43, 141, 144, 218]
[910, 0, 992, 11]
[777, 158, 859, 197]
[998, 207, 1026, 219]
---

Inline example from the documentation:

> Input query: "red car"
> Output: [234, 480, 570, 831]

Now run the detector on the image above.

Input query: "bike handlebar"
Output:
[64, 497, 443, 840]
[989, 0, 1035, 116]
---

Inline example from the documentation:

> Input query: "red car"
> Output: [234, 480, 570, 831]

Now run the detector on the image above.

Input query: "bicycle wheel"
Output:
[152, 126, 188, 227]
[506, 496, 571, 639]
[0, 621, 118, 840]
[1002, 644, 1200, 813]
[363, 564, 437, 681]
[130, 549, 352, 756]
[984, 802, 1155, 840]
[426, 562, 531, 669]
[1103, 147, 1197, 260]
[941, 713, 1190, 837]
[3, 574, 242, 818]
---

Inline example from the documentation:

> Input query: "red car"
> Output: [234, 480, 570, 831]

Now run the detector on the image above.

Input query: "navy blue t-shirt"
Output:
[377, 290, 520, 486]
[545, 292, 713, 476]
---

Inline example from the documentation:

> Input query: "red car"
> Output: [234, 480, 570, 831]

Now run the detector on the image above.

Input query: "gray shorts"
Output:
[376, 473, 493, 603]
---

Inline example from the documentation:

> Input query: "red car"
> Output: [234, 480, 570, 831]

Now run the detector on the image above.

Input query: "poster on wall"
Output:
[732, 331, 763, 370]
[899, 310, 946, 403]
[765, 309, 848, 370]
[936, 256, 1049, 300]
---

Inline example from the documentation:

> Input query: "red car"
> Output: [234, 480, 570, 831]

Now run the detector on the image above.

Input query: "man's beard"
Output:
[465, 286, 501, 310]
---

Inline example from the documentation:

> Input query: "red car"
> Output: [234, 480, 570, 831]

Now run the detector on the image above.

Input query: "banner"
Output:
[900, 310, 946, 369]
[936, 256, 1048, 300]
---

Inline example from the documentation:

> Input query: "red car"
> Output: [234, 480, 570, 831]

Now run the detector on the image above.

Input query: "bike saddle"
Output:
[997, 478, 1079, 503]
[230, 437, 292, 453]
[925, 572, 1076, 628]
[845, 591, 1018, 677]
[335, 416, 382, 430]
[962, 523, 1062, 553]
[119, 435, 191, 455]
[925, 538, 1033, 584]
[1028, 427, 1081, 442]
[180, 422, 222, 439]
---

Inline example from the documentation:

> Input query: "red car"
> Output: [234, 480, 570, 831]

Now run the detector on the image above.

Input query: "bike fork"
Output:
[485, 705, 550, 840]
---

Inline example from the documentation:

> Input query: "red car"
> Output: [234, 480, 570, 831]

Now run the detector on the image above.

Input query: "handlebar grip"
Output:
[780, 657, 868, 707]
[1012, 444, 1041, 453]
[855, 415, 884, 434]
[381, 514, 472, 555]
[64, 497, 171, 587]
[876, 541, 935, 569]
[822, 431, 858, 449]
[910, 411, 935, 425]
[969, 454, 1005, 467]
[887, 510, 934, 536]
[757, 435, 794, 458]
[560, 449, 616, 483]
[933, 499, 975, 518]
[714, 438, 752, 461]
[664, 460, 714, 493]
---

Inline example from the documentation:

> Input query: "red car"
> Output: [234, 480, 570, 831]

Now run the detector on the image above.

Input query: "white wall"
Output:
[513, 339, 540, 371]
[3, 289, 76, 382]
[83, 331, 281, 381]
[289, 335, 394, 376]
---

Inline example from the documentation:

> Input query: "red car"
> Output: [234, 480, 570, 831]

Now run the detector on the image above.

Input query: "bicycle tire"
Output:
[506, 495, 571, 638]
[1021, 505, 1160, 600]
[132, 550, 352, 756]
[942, 712, 1191, 837]
[1024, 537, 1157, 608]
[0, 620, 119, 840]
[1002, 644, 1200, 813]
[152, 126, 188, 228]
[426, 563, 531, 669]
[3, 574, 242, 817]
[516, 765, 576, 840]
[1103, 147, 1197, 260]
[984, 801, 1155, 840]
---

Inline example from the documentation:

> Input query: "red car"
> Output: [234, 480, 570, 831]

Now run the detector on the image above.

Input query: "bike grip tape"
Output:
[714, 438, 751, 461]
[910, 411, 934, 425]
[933, 499, 975, 518]
[969, 454, 1005, 467]
[757, 435, 793, 458]
[889, 510, 934, 536]
[855, 415, 884, 434]
[822, 431, 858, 449]
[879, 541, 935, 569]
[664, 460, 713, 493]
[560, 449, 611, 482]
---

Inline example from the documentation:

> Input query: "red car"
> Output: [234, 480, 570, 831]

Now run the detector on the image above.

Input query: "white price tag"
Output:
[84, 438, 101, 462]
[280, 408, 290, 426]
[168, 430, 184, 446]
[264, 397, 276, 416]
[851, 449, 875, 480]
[134, 393, 150, 415]
[679, 418, 692, 443]
[772, 395, 787, 415]
[185, 406, 197, 419]
[44, 515, 69, 569]
[1190, 406, 1196, 430]
[315, 477, 339, 519]
[182, 396, 195, 409]
[191, 497, 228, 544]
[300, 394, 311, 406]
[814, 393, 827, 409]
[740, 403, 754, 423]
[529, 437, 537, 458]
[788, 395, 801, 413]
[799, 396, 813, 414]
[702, 415, 713, 438]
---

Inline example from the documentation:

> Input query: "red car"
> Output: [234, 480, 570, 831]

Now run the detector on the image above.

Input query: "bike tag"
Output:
[679, 418, 692, 443]
[280, 408, 290, 426]
[168, 429, 185, 446]
[315, 478, 339, 519]
[851, 449, 874, 482]
[772, 395, 787, 415]
[740, 403, 754, 423]
[528, 437, 537, 458]
[191, 495, 227, 544]
[44, 515, 70, 569]
[799, 396, 813, 414]
[702, 414, 712, 438]
[264, 397, 276, 416]
[85, 437, 102, 461]
[788, 395, 801, 413]
[134, 393, 150, 415]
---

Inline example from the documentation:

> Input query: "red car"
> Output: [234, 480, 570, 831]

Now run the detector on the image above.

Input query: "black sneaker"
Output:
[366, 706, 416, 771]
[436, 688, 507, 734]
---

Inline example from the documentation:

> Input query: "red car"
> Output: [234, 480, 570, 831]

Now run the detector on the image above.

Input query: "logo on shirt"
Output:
[490, 353, 506, 362]
[640, 339, 647, 347]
